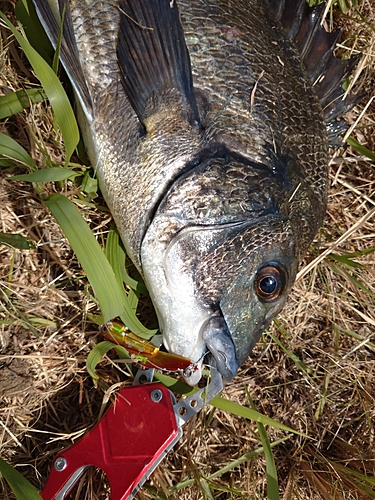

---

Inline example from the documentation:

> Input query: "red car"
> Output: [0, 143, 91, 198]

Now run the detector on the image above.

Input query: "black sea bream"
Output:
[33, 0, 359, 384]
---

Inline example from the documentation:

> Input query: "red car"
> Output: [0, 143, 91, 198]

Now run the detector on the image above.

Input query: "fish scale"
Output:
[159, 159, 283, 225]
[181, 1, 325, 144]
[33, 0, 359, 385]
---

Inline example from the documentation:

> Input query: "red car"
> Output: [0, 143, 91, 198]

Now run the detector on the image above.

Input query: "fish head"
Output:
[195, 215, 299, 371]
[142, 204, 299, 385]
[214, 226, 298, 368]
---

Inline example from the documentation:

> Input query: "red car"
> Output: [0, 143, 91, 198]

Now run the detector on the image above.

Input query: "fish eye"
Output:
[255, 264, 286, 302]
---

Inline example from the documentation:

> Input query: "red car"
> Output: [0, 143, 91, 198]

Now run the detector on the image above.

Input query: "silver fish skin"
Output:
[33, 0, 357, 384]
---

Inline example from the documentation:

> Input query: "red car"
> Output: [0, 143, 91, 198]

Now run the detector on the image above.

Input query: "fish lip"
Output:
[202, 313, 239, 381]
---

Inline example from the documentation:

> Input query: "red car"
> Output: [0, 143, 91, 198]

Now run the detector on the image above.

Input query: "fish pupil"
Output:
[259, 276, 277, 294]
[255, 264, 286, 302]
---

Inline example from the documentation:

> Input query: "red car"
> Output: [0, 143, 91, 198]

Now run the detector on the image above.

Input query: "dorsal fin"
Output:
[32, 0, 94, 121]
[269, 0, 361, 144]
[117, 0, 200, 130]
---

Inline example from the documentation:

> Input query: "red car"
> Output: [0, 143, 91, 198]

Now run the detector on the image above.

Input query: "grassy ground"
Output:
[0, 1, 374, 499]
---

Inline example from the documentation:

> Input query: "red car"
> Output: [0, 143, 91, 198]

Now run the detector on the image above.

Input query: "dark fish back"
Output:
[178, 0, 328, 255]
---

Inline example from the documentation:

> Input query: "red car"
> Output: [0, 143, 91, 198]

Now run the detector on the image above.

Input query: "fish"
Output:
[32, 0, 359, 385]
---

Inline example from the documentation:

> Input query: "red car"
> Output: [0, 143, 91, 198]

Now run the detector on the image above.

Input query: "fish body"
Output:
[33, 0, 358, 384]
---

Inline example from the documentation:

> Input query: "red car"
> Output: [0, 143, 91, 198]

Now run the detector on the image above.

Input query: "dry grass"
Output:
[0, 1, 375, 499]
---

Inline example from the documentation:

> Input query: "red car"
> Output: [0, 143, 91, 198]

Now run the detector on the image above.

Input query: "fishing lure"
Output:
[100, 320, 197, 377]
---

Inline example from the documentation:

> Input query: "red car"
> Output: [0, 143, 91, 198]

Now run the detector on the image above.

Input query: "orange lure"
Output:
[100, 320, 196, 375]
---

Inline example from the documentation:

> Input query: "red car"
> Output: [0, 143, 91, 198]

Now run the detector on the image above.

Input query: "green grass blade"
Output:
[15, 0, 54, 63]
[11, 167, 83, 182]
[199, 478, 214, 500]
[0, 232, 35, 249]
[154, 371, 304, 435]
[80, 171, 98, 195]
[0, 457, 42, 500]
[210, 436, 291, 482]
[86, 341, 129, 381]
[346, 137, 375, 162]
[340, 247, 375, 258]
[328, 253, 363, 269]
[204, 481, 244, 496]
[127, 288, 139, 312]
[44, 194, 126, 322]
[52, 5, 65, 74]
[0, 12, 79, 163]
[339, 326, 375, 350]
[153, 372, 198, 396]
[211, 395, 301, 435]
[248, 391, 279, 500]
[337, 465, 375, 486]
[0, 132, 36, 168]
[105, 229, 140, 314]
[329, 462, 375, 497]
[106, 227, 148, 294]
[0, 88, 46, 119]
[171, 436, 291, 492]
[325, 261, 374, 298]
[270, 322, 316, 378]
[257, 421, 279, 500]
[105, 226, 156, 337]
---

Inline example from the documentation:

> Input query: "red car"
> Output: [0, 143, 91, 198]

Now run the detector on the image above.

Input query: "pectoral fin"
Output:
[117, 0, 200, 129]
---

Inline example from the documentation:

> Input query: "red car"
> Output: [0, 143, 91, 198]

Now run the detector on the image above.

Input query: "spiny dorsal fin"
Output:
[117, 0, 200, 129]
[32, 0, 94, 121]
[269, 0, 362, 144]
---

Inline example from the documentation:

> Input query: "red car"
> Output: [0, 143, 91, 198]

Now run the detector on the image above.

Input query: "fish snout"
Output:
[203, 315, 239, 381]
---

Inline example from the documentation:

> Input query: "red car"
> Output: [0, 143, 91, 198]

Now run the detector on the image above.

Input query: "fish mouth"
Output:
[202, 314, 239, 381]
